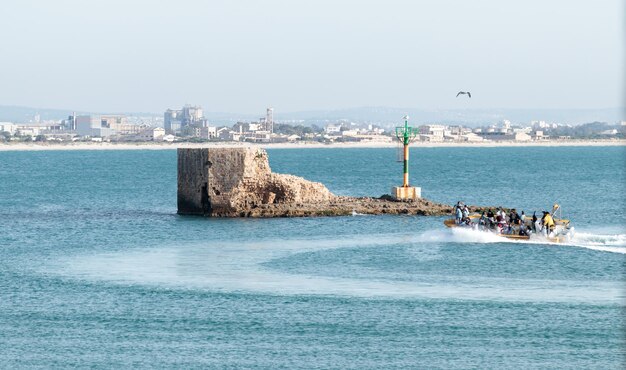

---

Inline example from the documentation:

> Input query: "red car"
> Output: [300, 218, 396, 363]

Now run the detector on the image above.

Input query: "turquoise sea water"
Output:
[0, 146, 625, 368]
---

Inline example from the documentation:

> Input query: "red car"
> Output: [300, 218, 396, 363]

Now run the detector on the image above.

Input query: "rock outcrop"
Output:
[177, 147, 458, 217]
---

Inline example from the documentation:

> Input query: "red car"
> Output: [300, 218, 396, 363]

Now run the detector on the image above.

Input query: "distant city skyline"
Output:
[0, 0, 623, 113]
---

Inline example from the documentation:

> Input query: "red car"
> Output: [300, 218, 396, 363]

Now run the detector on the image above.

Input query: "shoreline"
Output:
[0, 139, 624, 151]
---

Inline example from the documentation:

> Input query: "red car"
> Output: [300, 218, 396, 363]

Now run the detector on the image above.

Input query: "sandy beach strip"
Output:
[0, 139, 625, 151]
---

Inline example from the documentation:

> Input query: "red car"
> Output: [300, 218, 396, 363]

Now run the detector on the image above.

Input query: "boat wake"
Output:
[47, 229, 624, 304]
[421, 227, 626, 254]
[568, 232, 626, 254]
[416, 228, 509, 244]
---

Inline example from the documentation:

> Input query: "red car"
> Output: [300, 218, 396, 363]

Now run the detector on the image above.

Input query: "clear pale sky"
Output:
[0, 0, 622, 113]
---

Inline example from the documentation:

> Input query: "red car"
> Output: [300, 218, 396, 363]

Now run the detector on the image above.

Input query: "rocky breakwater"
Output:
[177, 147, 457, 217]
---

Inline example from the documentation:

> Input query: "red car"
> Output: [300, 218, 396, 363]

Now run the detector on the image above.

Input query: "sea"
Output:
[0, 146, 624, 368]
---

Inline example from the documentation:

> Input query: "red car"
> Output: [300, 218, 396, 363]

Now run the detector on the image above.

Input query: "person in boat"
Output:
[542, 211, 556, 236]
[487, 209, 495, 229]
[508, 209, 520, 234]
[496, 212, 507, 234]
[479, 212, 487, 230]
[519, 223, 529, 236]
[455, 204, 463, 225]
[531, 211, 538, 232]
[462, 205, 470, 223]
[520, 211, 529, 234]
[495, 208, 503, 231]
[462, 206, 476, 227]
[463, 217, 473, 227]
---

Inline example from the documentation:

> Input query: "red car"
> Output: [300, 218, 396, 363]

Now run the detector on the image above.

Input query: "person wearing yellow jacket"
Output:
[542, 211, 555, 236]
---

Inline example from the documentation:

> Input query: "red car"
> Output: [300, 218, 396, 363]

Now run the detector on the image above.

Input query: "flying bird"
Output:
[456, 91, 471, 98]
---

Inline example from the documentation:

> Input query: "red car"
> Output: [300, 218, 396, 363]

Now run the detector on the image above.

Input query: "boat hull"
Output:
[443, 218, 574, 243]
[444, 219, 530, 240]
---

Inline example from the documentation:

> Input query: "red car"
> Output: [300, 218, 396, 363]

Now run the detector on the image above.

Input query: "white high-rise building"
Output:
[164, 105, 207, 134]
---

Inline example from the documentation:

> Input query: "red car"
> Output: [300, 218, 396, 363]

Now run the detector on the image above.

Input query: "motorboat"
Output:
[444, 203, 575, 243]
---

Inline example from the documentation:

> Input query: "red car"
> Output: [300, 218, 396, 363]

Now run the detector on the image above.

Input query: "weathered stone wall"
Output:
[177, 148, 209, 215]
[177, 148, 335, 216]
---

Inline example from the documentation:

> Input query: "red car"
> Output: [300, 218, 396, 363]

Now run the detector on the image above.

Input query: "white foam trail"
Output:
[49, 231, 624, 305]
[521, 231, 626, 254]
[571, 232, 626, 246]
[420, 227, 626, 254]
[416, 228, 511, 244]
[567, 232, 626, 254]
